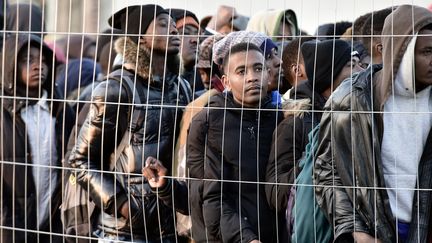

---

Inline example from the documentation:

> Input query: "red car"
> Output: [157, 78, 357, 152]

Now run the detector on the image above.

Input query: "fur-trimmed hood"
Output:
[114, 36, 180, 81]
[281, 98, 311, 118]
[281, 80, 327, 118]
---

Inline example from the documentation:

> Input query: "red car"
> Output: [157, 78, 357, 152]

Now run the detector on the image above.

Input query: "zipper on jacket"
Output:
[247, 126, 255, 140]
[248, 110, 261, 140]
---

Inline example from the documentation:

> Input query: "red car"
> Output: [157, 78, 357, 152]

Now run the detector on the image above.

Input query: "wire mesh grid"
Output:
[1, 0, 432, 243]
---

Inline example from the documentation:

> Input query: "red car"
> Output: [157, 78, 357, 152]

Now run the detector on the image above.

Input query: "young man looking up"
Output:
[68, 4, 191, 242]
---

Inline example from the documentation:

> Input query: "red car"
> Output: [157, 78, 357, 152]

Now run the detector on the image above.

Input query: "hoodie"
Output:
[6, 3, 44, 38]
[376, 6, 432, 240]
[246, 9, 299, 42]
[381, 35, 432, 224]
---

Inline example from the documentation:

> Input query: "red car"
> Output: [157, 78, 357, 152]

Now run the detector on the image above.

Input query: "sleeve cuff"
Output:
[114, 192, 128, 217]
[241, 228, 258, 243]
[150, 178, 172, 197]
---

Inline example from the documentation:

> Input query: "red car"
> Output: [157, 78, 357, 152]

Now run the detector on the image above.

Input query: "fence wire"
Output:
[1, 1, 432, 243]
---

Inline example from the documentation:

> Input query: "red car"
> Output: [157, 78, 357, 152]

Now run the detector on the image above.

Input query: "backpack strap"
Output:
[107, 69, 143, 171]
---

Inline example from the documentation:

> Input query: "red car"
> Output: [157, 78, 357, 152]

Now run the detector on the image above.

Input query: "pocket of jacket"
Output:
[202, 200, 221, 238]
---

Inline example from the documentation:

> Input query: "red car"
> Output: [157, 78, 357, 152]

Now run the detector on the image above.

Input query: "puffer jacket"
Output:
[314, 5, 432, 243]
[68, 36, 192, 240]
[187, 92, 282, 243]
[0, 34, 74, 242]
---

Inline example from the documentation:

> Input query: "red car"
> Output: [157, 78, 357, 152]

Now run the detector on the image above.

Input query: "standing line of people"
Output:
[1, 2, 432, 243]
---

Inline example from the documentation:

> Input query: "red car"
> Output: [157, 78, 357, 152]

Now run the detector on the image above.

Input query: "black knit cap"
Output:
[166, 8, 199, 23]
[301, 39, 352, 94]
[108, 4, 169, 43]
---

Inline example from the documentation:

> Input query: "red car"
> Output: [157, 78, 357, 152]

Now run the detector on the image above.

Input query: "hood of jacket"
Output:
[6, 3, 44, 36]
[114, 36, 180, 82]
[2, 34, 55, 111]
[377, 5, 432, 110]
[281, 98, 311, 118]
[246, 9, 299, 42]
[284, 81, 327, 115]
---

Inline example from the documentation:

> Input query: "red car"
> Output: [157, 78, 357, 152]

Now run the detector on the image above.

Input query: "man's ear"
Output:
[222, 74, 230, 91]
[291, 64, 303, 77]
[298, 63, 307, 78]
[375, 43, 383, 55]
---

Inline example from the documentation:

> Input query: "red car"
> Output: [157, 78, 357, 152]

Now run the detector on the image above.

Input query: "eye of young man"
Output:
[182, 25, 199, 36]
[235, 66, 246, 75]
[234, 63, 264, 76]
[254, 64, 264, 72]
[158, 19, 168, 28]
[420, 47, 432, 56]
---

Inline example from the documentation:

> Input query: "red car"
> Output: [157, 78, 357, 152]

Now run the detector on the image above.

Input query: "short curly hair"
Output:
[360, 7, 393, 55]
[281, 36, 315, 86]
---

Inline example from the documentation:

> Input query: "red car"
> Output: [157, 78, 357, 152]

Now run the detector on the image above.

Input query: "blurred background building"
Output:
[8, 0, 432, 39]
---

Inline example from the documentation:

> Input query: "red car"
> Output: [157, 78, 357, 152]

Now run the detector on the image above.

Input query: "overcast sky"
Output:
[112, 0, 431, 34]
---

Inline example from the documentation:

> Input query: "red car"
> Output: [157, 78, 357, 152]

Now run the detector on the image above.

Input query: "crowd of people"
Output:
[1, 1, 432, 243]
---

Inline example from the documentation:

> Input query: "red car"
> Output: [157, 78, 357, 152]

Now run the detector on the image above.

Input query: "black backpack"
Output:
[60, 69, 143, 242]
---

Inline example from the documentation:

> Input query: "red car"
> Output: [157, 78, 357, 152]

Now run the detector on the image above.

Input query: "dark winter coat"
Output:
[314, 5, 432, 242]
[0, 34, 74, 243]
[187, 92, 282, 243]
[68, 36, 192, 240]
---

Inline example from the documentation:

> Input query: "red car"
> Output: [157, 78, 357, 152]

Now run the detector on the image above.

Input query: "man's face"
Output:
[142, 13, 181, 55]
[179, 24, 199, 68]
[415, 28, 432, 92]
[223, 50, 268, 107]
[198, 68, 211, 89]
[18, 45, 49, 90]
[265, 47, 283, 92]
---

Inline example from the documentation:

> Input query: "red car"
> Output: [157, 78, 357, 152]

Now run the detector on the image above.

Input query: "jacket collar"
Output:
[114, 37, 180, 83]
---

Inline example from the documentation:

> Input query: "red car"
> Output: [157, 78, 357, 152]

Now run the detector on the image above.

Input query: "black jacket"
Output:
[315, 65, 432, 243]
[68, 37, 192, 240]
[314, 65, 397, 242]
[187, 92, 282, 243]
[0, 34, 74, 242]
[266, 81, 327, 213]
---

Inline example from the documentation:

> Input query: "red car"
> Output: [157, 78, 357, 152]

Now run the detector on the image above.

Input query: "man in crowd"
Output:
[281, 36, 314, 96]
[359, 7, 393, 65]
[169, 8, 206, 93]
[68, 4, 191, 242]
[144, 42, 283, 242]
[0, 33, 74, 242]
[266, 39, 363, 227]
